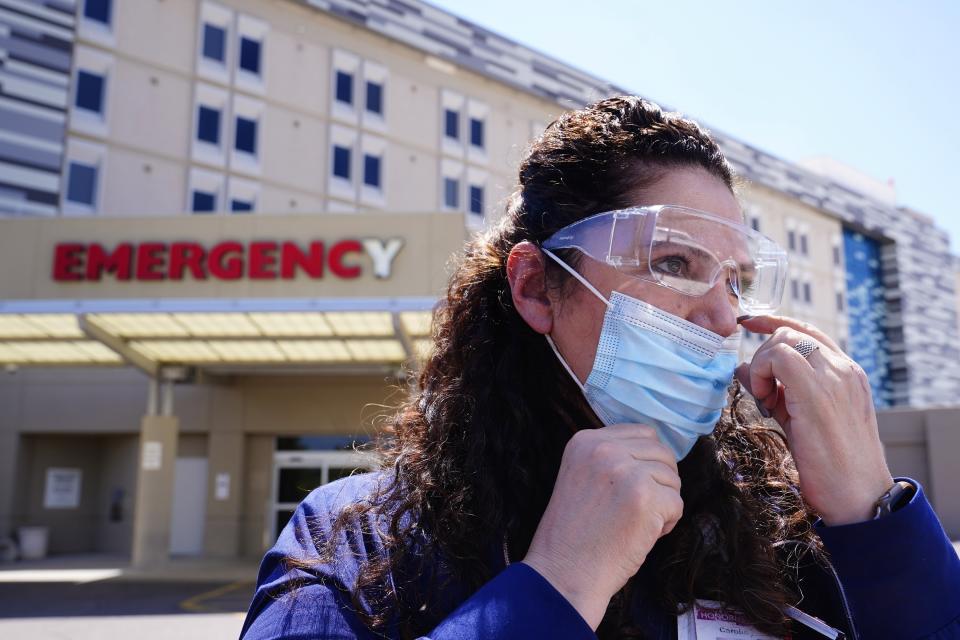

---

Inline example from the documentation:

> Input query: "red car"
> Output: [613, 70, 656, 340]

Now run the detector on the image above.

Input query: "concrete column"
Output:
[0, 430, 19, 539]
[131, 414, 179, 567]
[203, 430, 245, 557]
[924, 408, 960, 540]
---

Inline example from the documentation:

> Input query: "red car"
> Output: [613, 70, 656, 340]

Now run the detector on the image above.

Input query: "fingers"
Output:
[746, 336, 820, 407]
[740, 315, 842, 354]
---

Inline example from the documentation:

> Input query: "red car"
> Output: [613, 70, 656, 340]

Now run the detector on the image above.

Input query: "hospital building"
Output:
[1, 0, 959, 564]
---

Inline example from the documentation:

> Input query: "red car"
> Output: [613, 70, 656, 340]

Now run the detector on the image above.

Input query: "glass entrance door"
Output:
[270, 449, 377, 542]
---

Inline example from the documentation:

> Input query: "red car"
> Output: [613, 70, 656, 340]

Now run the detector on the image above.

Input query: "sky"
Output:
[433, 0, 960, 254]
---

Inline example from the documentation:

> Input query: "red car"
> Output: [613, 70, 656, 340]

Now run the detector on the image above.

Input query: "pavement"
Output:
[0, 553, 259, 639]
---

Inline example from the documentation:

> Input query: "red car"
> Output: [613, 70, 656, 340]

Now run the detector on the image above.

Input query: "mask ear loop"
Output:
[541, 248, 611, 308]
[540, 248, 612, 393]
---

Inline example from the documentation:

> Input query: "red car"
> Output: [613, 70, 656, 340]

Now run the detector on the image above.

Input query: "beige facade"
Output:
[66, 0, 560, 221]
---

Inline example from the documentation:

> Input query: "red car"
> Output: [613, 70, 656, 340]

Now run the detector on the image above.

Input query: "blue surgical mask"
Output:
[543, 249, 740, 460]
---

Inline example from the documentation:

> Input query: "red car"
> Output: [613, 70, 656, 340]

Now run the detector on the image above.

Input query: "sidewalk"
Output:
[0, 552, 259, 584]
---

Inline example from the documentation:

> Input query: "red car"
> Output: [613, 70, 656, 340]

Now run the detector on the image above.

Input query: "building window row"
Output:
[192, 84, 263, 173]
[198, 3, 267, 94]
[441, 89, 487, 158]
[441, 159, 487, 218]
[189, 169, 259, 214]
[331, 49, 387, 132]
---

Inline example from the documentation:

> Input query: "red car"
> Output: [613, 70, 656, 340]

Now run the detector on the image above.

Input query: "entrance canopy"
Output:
[0, 212, 465, 373]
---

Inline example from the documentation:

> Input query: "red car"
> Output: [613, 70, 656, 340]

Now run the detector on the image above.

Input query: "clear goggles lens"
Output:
[542, 205, 788, 314]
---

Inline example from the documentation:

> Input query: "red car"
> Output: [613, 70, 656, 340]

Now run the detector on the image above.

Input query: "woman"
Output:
[241, 97, 960, 639]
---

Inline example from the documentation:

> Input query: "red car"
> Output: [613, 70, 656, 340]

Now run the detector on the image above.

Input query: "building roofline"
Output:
[296, 0, 948, 241]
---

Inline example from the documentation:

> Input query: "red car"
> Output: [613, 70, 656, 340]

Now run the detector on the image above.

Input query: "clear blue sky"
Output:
[433, 0, 960, 254]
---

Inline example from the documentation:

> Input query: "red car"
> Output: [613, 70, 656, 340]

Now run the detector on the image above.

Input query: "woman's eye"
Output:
[656, 256, 687, 276]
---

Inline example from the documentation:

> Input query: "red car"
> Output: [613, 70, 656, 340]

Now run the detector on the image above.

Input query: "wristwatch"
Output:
[873, 480, 915, 519]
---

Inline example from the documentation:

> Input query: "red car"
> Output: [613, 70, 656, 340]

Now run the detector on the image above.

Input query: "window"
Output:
[235, 116, 257, 154]
[790, 279, 799, 301]
[196, 106, 220, 145]
[231, 199, 253, 212]
[202, 24, 226, 62]
[363, 154, 381, 188]
[83, 0, 111, 25]
[800, 233, 809, 256]
[787, 230, 796, 252]
[836, 292, 845, 312]
[335, 71, 353, 105]
[469, 117, 484, 148]
[443, 177, 459, 209]
[750, 216, 760, 232]
[469, 185, 484, 215]
[833, 245, 841, 266]
[75, 70, 105, 113]
[192, 191, 217, 213]
[803, 282, 812, 304]
[239, 37, 261, 75]
[66, 162, 97, 206]
[365, 81, 382, 115]
[333, 146, 351, 180]
[444, 109, 459, 140]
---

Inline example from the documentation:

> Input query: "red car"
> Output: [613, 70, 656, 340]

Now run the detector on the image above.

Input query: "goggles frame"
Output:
[541, 204, 788, 314]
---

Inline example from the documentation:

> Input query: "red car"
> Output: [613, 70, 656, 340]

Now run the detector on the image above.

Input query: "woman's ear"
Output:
[506, 241, 554, 335]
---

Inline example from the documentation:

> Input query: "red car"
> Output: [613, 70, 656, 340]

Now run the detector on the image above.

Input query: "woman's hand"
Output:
[736, 315, 894, 526]
[522, 424, 682, 630]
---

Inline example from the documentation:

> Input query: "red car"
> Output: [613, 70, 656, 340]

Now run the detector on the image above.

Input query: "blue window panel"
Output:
[469, 185, 484, 215]
[363, 154, 381, 188]
[335, 71, 353, 105]
[83, 0, 111, 25]
[469, 118, 484, 148]
[231, 199, 254, 212]
[76, 70, 104, 114]
[192, 191, 217, 213]
[332, 146, 351, 179]
[239, 37, 261, 75]
[444, 109, 459, 139]
[196, 106, 220, 145]
[202, 24, 226, 62]
[443, 177, 459, 209]
[235, 117, 257, 154]
[66, 162, 97, 206]
[365, 81, 383, 114]
[843, 228, 892, 407]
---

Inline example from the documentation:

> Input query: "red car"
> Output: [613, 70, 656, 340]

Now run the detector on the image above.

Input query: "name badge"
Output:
[677, 600, 787, 640]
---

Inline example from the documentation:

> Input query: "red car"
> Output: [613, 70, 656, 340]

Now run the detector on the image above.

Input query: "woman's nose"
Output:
[686, 280, 739, 338]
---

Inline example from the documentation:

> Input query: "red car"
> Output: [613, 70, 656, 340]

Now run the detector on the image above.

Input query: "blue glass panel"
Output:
[365, 81, 382, 114]
[444, 109, 458, 139]
[239, 37, 261, 75]
[469, 185, 483, 215]
[197, 106, 220, 144]
[335, 71, 353, 105]
[76, 70, 104, 113]
[843, 228, 892, 407]
[231, 199, 253, 212]
[363, 154, 381, 187]
[235, 117, 257, 154]
[83, 0, 111, 24]
[67, 162, 97, 205]
[470, 117, 484, 147]
[333, 146, 351, 179]
[192, 191, 216, 213]
[444, 177, 459, 208]
[202, 24, 226, 62]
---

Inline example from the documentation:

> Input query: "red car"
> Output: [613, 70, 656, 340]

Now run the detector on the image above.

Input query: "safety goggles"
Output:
[541, 205, 788, 314]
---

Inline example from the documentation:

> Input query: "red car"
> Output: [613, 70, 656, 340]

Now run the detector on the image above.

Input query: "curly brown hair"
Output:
[295, 95, 822, 638]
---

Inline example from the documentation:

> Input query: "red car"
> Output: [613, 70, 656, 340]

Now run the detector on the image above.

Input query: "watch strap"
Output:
[873, 480, 915, 519]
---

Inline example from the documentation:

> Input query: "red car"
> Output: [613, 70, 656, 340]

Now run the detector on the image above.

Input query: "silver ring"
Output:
[793, 339, 819, 359]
